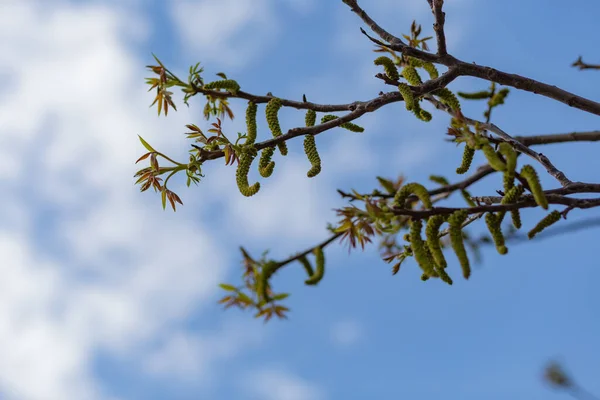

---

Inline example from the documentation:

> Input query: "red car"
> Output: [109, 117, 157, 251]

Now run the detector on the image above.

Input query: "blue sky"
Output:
[1, 0, 599, 399]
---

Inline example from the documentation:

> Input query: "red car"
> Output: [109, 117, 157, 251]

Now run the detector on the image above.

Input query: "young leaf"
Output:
[138, 135, 157, 152]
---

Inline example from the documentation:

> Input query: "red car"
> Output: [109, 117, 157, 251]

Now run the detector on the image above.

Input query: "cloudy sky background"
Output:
[1, 0, 599, 399]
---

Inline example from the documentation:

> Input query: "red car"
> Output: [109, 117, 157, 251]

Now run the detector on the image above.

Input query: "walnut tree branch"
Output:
[430, 0, 447, 56]
[391, 196, 600, 218]
[342, 0, 600, 116]
[572, 56, 600, 71]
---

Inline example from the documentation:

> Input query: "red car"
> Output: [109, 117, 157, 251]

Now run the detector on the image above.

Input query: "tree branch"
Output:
[392, 196, 600, 218]
[572, 56, 600, 71]
[343, 0, 600, 116]
[431, 0, 447, 56]
[424, 95, 573, 187]
[515, 130, 600, 146]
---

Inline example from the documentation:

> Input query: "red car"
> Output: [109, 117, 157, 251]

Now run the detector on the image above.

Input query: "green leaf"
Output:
[376, 176, 396, 194]
[271, 293, 290, 301]
[219, 283, 238, 292]
[237, 292, 254, 305]
[161, 189, 167, 210]
[138, 135, 157, 152]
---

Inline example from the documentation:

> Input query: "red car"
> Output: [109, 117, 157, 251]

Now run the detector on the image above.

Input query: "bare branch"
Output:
[392, 196, 600, 218]
[572, 56, 600, 71]
[424, 95, 573, 187]
[431, 0, 447, 55]
[515, 130, 600, 146]
[477, 121, 572, 187]
[343, 0, 600, 116]
[200, 68, 461, 162]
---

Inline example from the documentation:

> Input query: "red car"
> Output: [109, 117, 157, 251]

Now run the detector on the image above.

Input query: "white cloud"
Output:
[169, 0, 321, 69]
[143, 319, 264, 383]
[242, 368, 326, 400]
[329, 319, 363, 348]
[0, 233, 99, 400]
[0, 1, 257, 399]
[170, 0, 274, 68]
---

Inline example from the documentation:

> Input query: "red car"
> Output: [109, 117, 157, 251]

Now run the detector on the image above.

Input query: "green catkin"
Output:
[433, 88, 461, 111]
[480, 143, 507, 171]
[305, 247, 325, 285]
[422, 62, 439, 80]
[426, 215, 448, 269]
[499, 185, 524, 228]
[489, 88, 510, 107]
[501, 184, 525, 204]
[265, 98, 288, 156]
[305, 109, 316, 127]
[303, 135, 321, 177]
[393, 182, 432, 209]
[528, 210, 561, 239]
[258, 146, 276, 177]
[245, 101, 258, 144]
[411, 99, 432, 122]
[448, 210, 471, 279]
[498, 143, 520, 227]
[374, 56, 400, 81]
[499, 142, 517, 191]
[425, 247, 440, 279]
[236, 147, 260, 197]
[320, 115, 365, 132]
[456, 145, 475, 174]
[521, 164, 548, 209]
[417, 107, 432, 122]
[397, 83, 415, 111]
[436, 268, 453, 285]
[511, 209, 522, 230]
[410, 219, 437, 278]
[407, 57, 439, 79]
[203, 79, 240, 94]
[402, 66, 423, 85]
[429, 175, 449, 186]
[457, 90, 492, 100]
[498, 143, 517, 180]
[259, 261, 278, 303]
[485, 213, 508, 255]
[298, 255, 314, 277]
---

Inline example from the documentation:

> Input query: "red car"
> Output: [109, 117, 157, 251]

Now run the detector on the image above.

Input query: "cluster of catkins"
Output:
[235, 98, 364, 197]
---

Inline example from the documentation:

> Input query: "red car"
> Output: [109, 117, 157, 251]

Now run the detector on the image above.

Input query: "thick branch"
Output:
[199, 68, 461, 162]
[431, 0, 447, 56]
[343, 0, 600, 116]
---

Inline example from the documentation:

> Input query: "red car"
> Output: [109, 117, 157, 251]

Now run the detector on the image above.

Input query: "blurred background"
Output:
[0, 0, 598, 399]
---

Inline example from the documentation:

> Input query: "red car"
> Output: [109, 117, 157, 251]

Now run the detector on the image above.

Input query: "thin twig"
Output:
[200, 68, 461, 162]
[572, 56, 600, 71]
[425, 95, 573, 187]
[391, 196, 600, 218]
[478, 121, 572, 187]
[516, 131, 600, 145]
